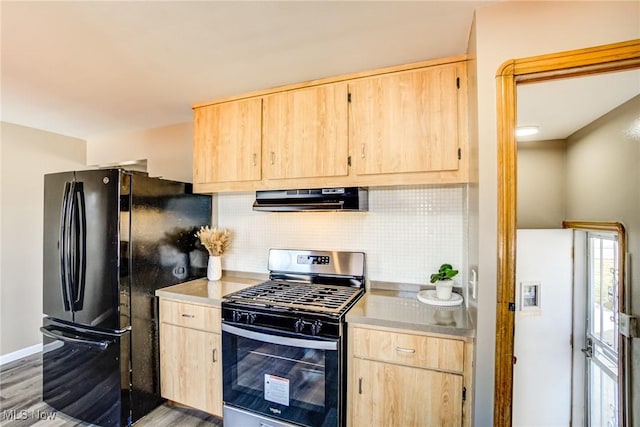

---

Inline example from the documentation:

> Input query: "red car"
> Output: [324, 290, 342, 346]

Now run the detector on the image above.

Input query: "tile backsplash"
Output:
[217, 185, 468, 287]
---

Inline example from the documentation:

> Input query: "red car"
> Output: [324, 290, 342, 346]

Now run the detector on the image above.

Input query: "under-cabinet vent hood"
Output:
[253, 187, 368, 212]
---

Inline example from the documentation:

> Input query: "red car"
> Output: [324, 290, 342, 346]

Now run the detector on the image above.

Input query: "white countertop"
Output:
[347, 289, 475, 338]
[156, 275, 476, 339]
[155, 275, 262, 306]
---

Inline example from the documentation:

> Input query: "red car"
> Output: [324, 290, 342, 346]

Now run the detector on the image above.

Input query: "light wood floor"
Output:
[0, 353, 222, 427]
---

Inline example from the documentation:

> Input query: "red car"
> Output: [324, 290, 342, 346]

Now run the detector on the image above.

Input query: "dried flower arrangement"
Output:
[195, 226, 232, 257]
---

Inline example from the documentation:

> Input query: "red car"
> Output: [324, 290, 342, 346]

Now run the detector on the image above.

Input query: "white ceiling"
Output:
[1, 1, 493, 140]
[3, 1, 637, 143]
[517, 69, 640, 142]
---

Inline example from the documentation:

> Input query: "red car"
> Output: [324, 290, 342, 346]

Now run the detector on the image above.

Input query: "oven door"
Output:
[222, 322, 339, 427]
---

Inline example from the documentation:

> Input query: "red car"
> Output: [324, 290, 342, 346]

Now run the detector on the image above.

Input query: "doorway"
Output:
[513, 73, 636, 425]
[494, 40, 640, 426]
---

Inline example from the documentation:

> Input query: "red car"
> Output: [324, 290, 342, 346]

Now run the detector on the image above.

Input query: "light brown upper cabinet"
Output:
[262, 83, 349, 180]
[348, 63, 463, 177]
[191, 55, 469, 193]
[193, 97, 262, 185]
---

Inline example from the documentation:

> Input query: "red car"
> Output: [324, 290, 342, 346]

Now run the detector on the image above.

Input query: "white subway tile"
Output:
[217, 185, 467, 287]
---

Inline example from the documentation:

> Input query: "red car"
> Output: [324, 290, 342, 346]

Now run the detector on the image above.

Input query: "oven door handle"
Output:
[222, 323, 338, 351]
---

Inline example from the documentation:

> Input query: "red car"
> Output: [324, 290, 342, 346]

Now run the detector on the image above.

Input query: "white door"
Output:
[513, 229, 573, 427]
[584, 231, 620, 427]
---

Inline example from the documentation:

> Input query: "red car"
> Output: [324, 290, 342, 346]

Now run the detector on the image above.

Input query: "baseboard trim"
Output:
[0, 343, 42, 366]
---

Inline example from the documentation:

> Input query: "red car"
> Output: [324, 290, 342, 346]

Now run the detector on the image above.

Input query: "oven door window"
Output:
[222, 323, 339, 427]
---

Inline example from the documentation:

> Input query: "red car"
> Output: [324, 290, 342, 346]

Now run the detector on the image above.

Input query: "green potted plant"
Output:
[430, 263, 459, 300]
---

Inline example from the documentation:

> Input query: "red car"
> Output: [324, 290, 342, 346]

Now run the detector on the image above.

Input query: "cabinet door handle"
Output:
[395, 346, 416, 354]
[252, 153, 257, 166]
[358, 377, 363, 394]
[270, 152, 275, 165]
[360, 144, 366, 159]
[181, 314, 195, 318]
[212, 348, 217, 363]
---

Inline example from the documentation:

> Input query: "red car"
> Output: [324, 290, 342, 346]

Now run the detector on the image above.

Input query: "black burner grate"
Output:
[227, 280, 362, 314]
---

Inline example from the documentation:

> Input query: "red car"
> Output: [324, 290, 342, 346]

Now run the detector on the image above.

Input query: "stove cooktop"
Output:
[222, 249, 366, 338]
[224, 280, 363, 315]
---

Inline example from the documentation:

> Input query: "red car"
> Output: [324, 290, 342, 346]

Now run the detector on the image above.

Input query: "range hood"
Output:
[253, 187, 368, 212]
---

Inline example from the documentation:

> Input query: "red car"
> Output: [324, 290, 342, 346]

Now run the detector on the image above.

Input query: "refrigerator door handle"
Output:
[72, 182, 87, 311]
[59, 181, 73, 312]
[40, 326, 112, 350]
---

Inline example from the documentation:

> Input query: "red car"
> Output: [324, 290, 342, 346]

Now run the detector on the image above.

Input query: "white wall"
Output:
[86, 122, 193, 183]
[472, 2, 640, 424]
[0, 122, 86, 359]
[513, 229, 573, 427]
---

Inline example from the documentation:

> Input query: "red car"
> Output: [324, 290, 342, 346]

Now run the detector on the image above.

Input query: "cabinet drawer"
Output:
[352, 327, 464, 373]
[159, 299, 220, 333]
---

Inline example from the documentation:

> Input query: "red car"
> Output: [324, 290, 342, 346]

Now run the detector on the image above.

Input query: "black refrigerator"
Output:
[40, 169, 211, 426]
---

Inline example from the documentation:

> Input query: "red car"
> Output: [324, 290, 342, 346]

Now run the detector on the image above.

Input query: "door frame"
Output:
[494, 39, 640, 426]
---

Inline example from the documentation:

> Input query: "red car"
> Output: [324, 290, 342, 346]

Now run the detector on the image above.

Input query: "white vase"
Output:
[435, 279, 454, 300]
[207, 255, 222, 281]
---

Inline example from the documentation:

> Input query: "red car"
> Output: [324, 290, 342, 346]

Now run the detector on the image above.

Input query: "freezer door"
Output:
[43, 169, 122, 330]
[41, 317, 131, 426]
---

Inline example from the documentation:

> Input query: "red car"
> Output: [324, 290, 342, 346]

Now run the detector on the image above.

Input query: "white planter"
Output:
[435, 279, 454, 300]
[207, 255, 222, 281]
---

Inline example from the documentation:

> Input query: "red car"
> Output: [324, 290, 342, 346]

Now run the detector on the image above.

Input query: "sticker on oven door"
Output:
[264, 374, 290, 406]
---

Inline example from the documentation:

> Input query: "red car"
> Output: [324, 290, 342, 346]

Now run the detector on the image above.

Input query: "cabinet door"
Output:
[262, 83, 349, 180]
[160, 323, 222, 416]
[349, 64, 461, 176]
[349, 358, 463, 427]
[193, 98, 262, 184]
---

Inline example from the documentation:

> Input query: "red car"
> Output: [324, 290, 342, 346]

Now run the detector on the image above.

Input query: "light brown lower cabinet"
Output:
[348, 325, 474, 427]
[159, 299, 222, 416]
[349, 358, 463, 427]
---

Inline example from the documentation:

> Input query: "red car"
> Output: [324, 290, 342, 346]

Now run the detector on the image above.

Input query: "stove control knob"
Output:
[294, 318, 305, 333]
[233, 310, 249, 323]
[247, 313, 256, 324]
[310, 320, 322, 336]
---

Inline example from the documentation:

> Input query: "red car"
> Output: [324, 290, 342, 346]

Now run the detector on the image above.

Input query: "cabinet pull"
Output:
[212, 348, 217, 363]
[181, 313, 195, 318]
[252, 153, 257, 166]
[270, 152, 275, 165]
[360, 144, 366, 159]
[358, 377, 363, 394]
[395, 346, 416, 354]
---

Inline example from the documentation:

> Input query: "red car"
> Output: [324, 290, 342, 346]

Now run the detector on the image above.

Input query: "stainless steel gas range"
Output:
[221, 249, 365, 427]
